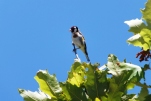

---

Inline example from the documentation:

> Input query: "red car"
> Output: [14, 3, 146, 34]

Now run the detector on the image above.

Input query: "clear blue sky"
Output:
[0, 0, 149, 100]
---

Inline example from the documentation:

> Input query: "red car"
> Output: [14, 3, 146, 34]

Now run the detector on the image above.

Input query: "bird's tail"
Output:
[85, 54, 90, 62]
[81, 47, 90, 62]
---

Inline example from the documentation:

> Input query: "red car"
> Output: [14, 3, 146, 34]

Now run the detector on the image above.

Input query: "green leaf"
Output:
[18, 89, 51, 101]
[106, 54, 144, 94]
[125, 0, 151, 49]
[127, 28, 151, 51]
[135, 82, 151, 88]
[137, 86, 149, 101]
[106, 78, 123, 101]
[144, 94, 151, 101]
[83, 63, 98, 99]
[121, 94, 136, 101]
[141, 0, 151, 26]
[18, 59, 147, 101]
[34, 70, 62, 99]
[83, 63, 109, 100]
[101, 96, 108, 101]
[65, 82, 89, 101]
[67, 62, 85, 87]
[124, 18, 146, 34]
[143, 64, 151, 71]
[128, 98, 138, 101]
[66, 62, 90, 101]
[139, 28, 151, 50]
[127, 34, 144, 49]
[95, 97, 101, 101]
[107, 54, 143, 80]
[126, 82, 136, 90]
[59, 82, 72, 101]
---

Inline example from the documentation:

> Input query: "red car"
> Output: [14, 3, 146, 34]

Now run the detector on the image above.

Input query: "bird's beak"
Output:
[69, 29, 71, 32]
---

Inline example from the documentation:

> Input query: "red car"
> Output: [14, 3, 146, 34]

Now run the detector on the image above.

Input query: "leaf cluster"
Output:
[19, 54, 151, 101]
[125, 0, 151, 51]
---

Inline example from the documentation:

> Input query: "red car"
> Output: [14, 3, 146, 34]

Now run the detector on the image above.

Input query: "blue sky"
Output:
[0, 0, 149, 100]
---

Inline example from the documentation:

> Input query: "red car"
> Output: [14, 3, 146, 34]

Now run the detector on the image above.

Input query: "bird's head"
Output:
[70, 26, 79, 33]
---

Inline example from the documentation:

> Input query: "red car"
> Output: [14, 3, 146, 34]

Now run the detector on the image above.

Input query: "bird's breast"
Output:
[73, 34, 78, 38]
[72, 37, 82, 48]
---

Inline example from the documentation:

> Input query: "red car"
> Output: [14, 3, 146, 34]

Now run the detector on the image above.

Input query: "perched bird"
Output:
[69, 26, 90, 62]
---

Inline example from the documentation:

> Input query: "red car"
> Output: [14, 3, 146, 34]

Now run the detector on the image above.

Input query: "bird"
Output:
[69, 26, 90, 62]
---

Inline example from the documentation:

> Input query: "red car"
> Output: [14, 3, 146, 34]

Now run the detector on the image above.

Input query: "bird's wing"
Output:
[79, 32, 85, 40]
[83, 41, 88, 55]
[79, 36, 85, 46]
[81, 40, 90, 62]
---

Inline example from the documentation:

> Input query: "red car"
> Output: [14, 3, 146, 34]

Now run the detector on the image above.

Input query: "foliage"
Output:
[19, 54, 151, 101]
[19, 0, 151, 101]
[124, 0, 151, 62]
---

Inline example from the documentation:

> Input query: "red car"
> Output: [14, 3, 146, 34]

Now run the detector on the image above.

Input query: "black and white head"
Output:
[70, 26, 79, 33]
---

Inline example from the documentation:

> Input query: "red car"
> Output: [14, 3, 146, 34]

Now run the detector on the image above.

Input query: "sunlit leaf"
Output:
[95, 97, 101, 101]
[67, 62, 85, 87]
[141, 0, 151, 26]
[127, 28, 151, 51]
[67, 62, 90, 101]
[18, 89, 51, 101]
[107, 54, 142, 80]
[125, 0, 151, 50]
[34, 70, 62, 99]
[124, 18, 146, 34]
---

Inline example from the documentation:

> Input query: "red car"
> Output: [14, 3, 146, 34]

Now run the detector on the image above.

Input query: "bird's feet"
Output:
[73, 48, 77, 52]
